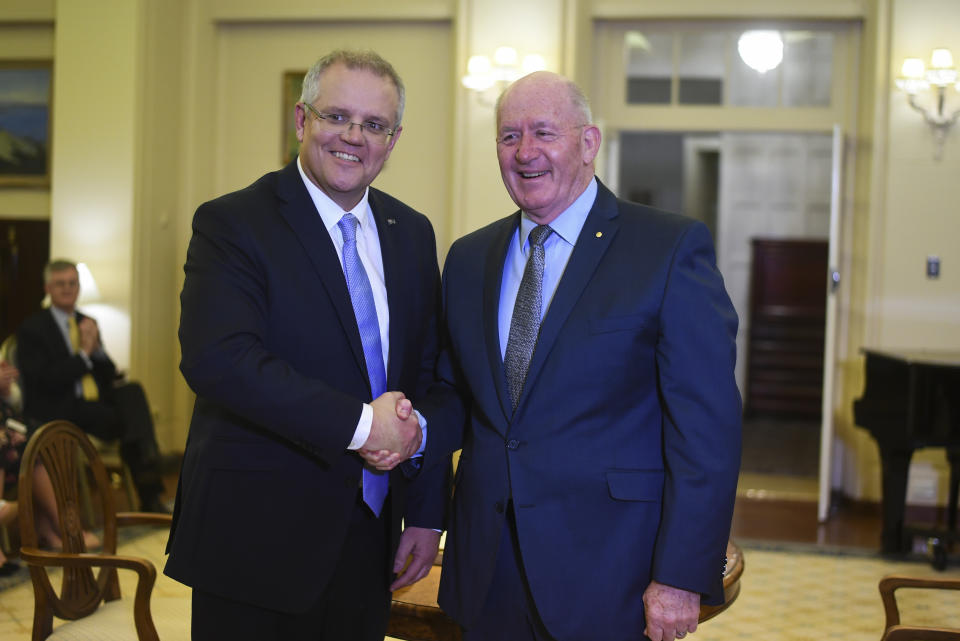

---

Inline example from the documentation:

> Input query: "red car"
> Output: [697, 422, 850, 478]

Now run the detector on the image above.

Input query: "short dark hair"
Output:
[300, 49, 405, 127]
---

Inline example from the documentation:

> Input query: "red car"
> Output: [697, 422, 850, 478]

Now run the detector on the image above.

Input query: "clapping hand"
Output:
[0, 361, 18, 399]
[77, 317, 100, 355]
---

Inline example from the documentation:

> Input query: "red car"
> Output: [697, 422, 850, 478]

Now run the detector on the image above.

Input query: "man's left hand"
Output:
[390, 526, 440, 591]
[642, 580, 699, 641]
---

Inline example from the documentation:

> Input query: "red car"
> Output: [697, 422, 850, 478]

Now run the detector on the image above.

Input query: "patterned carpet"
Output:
[1, 530, 958, 640]
[698, 543, 960, 640]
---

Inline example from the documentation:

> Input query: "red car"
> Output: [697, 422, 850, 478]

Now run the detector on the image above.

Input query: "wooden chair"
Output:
[17, 420, 177, 640]
[3, 332, 140, 516]
[880, 574, 960, 641]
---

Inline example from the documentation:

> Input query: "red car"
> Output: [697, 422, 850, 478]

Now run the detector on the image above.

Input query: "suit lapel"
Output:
[44, 308, 70, 358]
[517, 182, 620, 414]
[368, 189, 405, 391]
[483, 213, 521, 424]
[275, 162, 370, 385]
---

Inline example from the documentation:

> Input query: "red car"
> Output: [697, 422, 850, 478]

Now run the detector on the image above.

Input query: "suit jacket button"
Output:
[495, 501, 504, 513]
[506, 439, 520, 450]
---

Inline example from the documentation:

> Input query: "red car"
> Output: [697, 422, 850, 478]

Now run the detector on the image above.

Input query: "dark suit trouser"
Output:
[191, 495, 391, 641]
[463, 503, 555, 641]
[66, 382, 164, 504]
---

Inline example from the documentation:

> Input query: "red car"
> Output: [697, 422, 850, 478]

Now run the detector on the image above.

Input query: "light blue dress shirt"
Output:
[498, 178, 598, 358]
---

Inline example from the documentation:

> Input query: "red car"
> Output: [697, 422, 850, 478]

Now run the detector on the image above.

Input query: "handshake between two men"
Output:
[360, 391, 420, 472]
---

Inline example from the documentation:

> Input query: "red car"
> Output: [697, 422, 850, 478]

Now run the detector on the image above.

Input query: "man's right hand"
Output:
[77, 317, 100, 355]
[362, 392, 421, 466]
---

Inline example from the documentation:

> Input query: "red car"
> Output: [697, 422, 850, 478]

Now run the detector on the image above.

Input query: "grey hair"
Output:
[495, 72, 593, 128]
[44, 259, 77, 283]
[300, 49, 406, 127]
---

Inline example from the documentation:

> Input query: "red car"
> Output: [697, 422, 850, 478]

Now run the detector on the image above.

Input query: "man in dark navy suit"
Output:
[164, 50, 460, 641]
[425, 72, 742, 641]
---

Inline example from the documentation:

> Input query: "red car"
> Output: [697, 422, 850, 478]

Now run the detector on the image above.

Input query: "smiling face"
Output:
[496, 72, 601, 225]
[295, 62, 402, 211]
[45, 266, 80, 312]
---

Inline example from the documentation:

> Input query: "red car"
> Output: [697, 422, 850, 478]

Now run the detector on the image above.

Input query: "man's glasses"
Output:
[303, 103, 396, 145]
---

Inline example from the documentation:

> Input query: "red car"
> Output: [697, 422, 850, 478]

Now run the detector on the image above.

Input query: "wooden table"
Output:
[387, 541, 744, 640]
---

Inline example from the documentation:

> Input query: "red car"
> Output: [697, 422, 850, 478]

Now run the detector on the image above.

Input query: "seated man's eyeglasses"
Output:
[302, 103, 396, 144]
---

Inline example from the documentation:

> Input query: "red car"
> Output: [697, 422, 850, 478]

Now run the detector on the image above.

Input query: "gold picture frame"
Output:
[0, 60, 53, 187]
[282, 70, 305, 166]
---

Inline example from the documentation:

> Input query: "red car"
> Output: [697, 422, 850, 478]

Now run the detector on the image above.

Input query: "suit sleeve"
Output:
[651, 221, 742, 605]
[178, 200, 362, 457]
[403, 218, 464, 529]
[413, 242, 469, 469]
[16, 317, 92, 396]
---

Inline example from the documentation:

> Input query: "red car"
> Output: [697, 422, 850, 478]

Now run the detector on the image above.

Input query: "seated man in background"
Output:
[16, 259, 168, 513]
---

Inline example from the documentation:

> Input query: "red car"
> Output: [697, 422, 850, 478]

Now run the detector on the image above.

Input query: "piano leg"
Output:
[879, 446, 914, 554]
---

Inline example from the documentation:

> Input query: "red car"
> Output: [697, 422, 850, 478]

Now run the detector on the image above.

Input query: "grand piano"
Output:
[853, 348, 960, 565]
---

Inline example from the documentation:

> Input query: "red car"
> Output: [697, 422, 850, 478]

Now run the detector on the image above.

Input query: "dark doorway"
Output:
[0, 219, 50, 340]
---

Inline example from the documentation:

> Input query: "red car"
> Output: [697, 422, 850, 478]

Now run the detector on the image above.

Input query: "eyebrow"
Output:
[499, 120, 559, 131]
[319, 104, 391, 124]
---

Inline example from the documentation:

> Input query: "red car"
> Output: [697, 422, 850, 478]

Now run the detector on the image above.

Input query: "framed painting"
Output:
[0, 61, 52, 187]
[282, 70, 305, 166]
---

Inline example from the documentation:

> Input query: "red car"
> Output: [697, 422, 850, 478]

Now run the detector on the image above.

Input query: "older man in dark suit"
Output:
[17, 259, 168, 513]
[163, 50, 461, 641]
[424, 72, 742, 641]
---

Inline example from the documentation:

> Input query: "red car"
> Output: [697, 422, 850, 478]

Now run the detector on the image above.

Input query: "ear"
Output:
[384, 125, 403, 157]
[295, 103, 307, 143]
[581, 124, 601, 164]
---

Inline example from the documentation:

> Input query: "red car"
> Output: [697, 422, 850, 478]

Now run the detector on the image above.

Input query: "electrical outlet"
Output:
[927, 255, 940, 279]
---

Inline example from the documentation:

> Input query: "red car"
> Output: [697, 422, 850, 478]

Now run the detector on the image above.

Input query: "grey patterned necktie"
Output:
[504, 224, 554, 411]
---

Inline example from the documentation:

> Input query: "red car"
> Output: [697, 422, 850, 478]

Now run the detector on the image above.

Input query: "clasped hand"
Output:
[77, 317, 101, 355]
[359, 391, 420, 471]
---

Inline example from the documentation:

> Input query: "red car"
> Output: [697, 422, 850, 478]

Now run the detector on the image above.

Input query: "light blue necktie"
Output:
[338, 213, 389, 516]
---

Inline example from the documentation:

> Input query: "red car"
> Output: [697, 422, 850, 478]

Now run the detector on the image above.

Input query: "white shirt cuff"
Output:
[348, 403, 373, 450]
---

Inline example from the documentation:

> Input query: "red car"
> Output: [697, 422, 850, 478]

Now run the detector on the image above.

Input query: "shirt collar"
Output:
[517, 177, 597, 251]
[297, 156, 372, 232]
[49, 305, 73, 326]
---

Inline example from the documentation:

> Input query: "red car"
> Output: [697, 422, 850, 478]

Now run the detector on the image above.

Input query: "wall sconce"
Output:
[462, 47, 547, 101]
[895, 48, 960, 160]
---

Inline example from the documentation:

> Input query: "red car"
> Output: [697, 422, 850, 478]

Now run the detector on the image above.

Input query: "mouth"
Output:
[332, 151, 361, 163]
[519, 171, 547, 179]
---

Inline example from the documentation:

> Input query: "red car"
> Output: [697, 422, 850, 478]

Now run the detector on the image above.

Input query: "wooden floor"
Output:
[731, 493, 883, 549]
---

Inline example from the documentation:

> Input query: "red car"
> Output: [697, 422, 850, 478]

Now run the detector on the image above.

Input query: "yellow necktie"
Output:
[68, 316, 99, 401]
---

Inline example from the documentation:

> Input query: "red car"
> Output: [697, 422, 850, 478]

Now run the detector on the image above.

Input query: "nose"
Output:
[341, 122, 365, 145]
[515, 134, 539, 162]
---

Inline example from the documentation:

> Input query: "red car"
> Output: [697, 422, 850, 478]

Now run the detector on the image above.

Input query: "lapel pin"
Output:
[595, 231, 603, 238]
[387, 218, 397, 225]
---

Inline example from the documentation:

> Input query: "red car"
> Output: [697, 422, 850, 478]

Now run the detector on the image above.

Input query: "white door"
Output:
[818, 125, 845, 522]
[715, 131, 834, 395]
